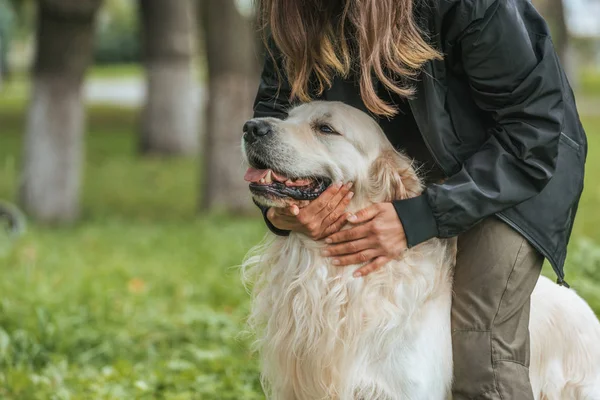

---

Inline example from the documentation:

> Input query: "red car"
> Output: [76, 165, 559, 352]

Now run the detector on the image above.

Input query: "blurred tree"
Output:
[138, 0, 198, 155]
[94, 0, 140, 64]
[199, 0, 259, 213]
[0, 0, 16, 83]
[20, 0, 103, 223]
[534, 0, 569, 61]
[533, 0, 577, 85]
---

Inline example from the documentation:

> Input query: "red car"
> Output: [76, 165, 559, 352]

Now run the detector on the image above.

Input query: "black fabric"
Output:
[393, 195, 438, 248]
[254, 200, 290, 237]
[251, 0, 587, 281]
[378, 94, 446, 185]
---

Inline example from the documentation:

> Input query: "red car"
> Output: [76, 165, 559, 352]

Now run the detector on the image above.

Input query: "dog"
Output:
[241, 101, 600, 399]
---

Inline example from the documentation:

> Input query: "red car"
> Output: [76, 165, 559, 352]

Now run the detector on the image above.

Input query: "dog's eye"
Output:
[318, 124, 337, 135]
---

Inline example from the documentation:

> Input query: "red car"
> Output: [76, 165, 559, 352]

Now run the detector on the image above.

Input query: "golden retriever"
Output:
[241, 101, 600, 400]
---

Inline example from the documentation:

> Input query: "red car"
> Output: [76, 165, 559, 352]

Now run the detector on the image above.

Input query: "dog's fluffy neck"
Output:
[244, 150, 451, 398]
[243, 194, 454, 399]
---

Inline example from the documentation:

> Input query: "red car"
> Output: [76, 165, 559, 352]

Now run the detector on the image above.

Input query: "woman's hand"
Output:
[323, 203, 407, 278]
[266, 183, 354, 240]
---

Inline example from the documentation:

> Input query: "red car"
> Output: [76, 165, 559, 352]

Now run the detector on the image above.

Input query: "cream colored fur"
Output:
[241, 101, 600, 400]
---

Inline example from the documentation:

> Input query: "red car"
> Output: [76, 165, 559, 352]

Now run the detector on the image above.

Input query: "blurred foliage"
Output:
[573, 37, 600, 67]
[0, 0, 16, 75]
[581, 67, 600, 97]
[86, 64, 143, 80]
[94, 0, 141, 65]
[1, 0, 143, 70]
[563, 239, 600, 311]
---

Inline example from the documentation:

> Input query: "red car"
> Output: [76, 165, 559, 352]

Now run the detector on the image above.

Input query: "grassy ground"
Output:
[0, 104, 266, 399]
[581, 67, 600, 97]
[0, 65, 144, 105]
[87, 64, 144, 80]
[1, 90, 600, 398]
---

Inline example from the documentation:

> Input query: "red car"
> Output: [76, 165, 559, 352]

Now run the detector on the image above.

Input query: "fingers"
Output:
[319, 186, 353, 225]
[322, 238, 373, 257]
[295, 182, 353, 239]
[353, 256, 390, 278]
[325, 224, 370, 244]
[346, 204, 381, 224]
[319, 212, 350, 238]
[306, 182, 344, 214]
[270, 205, 299, 218]
[315, 182, 352, 218]
[330, 249, 381, 267]
[268, 207, 301, 230]
[296, 200, 311, 209]
[266, 207, 278, 222]
[288, 205, 300, 216]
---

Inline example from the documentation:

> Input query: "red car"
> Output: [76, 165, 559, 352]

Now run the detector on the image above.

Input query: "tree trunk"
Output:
[546, 0, 569, 62]
[533, 0, 578, 86]
[549, 0, 578, 88]
[0, 36, 3, 90]
[138, 0, 198, 156]
[199, 0, 260, 213]
[19, 0, 102, 223]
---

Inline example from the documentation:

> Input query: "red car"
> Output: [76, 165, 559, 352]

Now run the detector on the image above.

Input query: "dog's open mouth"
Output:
[244, 166, 331, 201]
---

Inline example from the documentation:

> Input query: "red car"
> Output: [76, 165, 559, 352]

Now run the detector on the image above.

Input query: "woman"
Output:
[252, 0, 587, 398]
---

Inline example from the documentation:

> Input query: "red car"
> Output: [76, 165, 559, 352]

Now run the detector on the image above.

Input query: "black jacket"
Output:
[252, 0, 587, 284]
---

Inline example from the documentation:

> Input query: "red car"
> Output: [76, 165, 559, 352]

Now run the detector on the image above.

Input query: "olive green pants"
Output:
[451, 217, 543, 400]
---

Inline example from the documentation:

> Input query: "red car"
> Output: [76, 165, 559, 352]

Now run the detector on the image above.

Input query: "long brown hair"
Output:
[258, 0, 442, 117]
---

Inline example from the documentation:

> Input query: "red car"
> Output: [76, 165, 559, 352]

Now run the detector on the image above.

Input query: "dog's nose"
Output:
[243, 120, 273, 143]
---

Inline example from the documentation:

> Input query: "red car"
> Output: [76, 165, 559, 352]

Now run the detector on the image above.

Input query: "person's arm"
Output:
[393, 0, 564, 246]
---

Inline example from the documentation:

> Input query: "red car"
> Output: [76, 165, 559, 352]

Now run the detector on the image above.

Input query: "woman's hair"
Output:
[258, 0, 442, 117]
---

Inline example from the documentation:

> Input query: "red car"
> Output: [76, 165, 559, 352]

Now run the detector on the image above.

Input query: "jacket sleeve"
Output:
[252, 38, 293, 236]
[394, 0, 564, 247]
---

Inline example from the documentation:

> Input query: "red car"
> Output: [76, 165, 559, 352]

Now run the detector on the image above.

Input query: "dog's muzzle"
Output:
[242, 119, 331, 202]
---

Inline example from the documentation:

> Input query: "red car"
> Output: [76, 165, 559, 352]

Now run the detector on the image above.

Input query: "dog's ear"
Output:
[368, 150, 422, 202]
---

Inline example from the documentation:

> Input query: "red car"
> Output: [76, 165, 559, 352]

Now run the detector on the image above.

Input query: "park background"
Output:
[0, 0, 599, 398]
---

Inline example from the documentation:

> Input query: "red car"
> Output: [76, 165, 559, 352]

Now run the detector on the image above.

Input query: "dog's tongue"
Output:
[244, 167, 289, 183]
[244, 167, 268, 183]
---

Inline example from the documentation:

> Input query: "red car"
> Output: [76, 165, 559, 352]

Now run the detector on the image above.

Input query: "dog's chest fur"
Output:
[243, 233, 455, 400]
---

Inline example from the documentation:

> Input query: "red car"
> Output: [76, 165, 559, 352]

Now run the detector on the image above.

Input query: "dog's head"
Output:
[242, 101, 422, 208]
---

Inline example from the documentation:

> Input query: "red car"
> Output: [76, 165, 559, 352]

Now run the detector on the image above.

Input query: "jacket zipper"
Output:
[497, 213, 570, 288]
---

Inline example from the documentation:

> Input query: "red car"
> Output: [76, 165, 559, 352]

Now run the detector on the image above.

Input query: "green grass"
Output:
[86, 62, 206, 82]
[0, 62, 204, 93]
[1, 96, 600, 398]
[87, 64, 144, 80]
[581, 67, 600, 97]
[570, 115, 600, 241]
[0, 103, 267, 399]
[0, 64, 145, 109]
